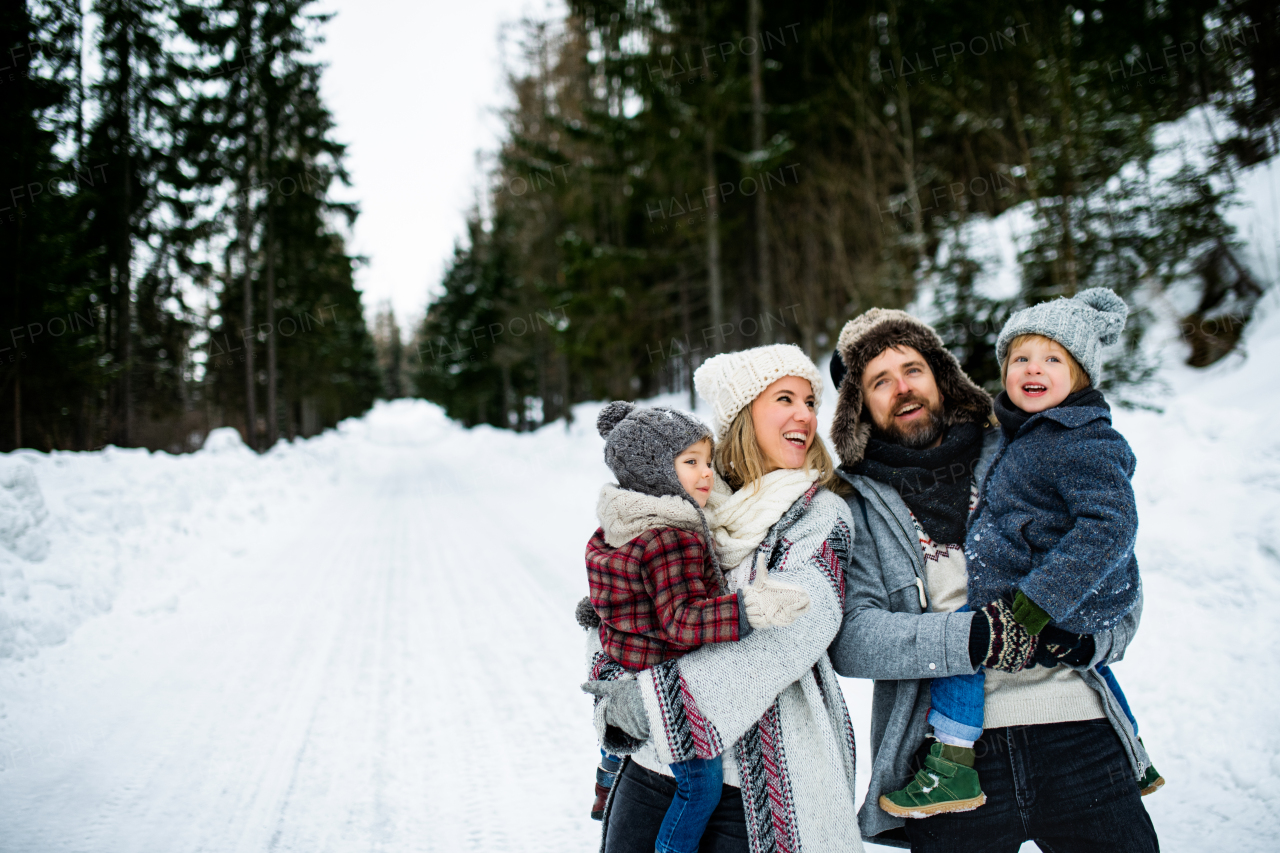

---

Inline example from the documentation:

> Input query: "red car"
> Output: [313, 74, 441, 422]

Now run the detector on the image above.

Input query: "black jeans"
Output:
[604, 759, 749, 853]
[905, 720, 1160, 853]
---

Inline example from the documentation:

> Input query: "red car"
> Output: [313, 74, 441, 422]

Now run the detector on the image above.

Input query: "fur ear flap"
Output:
[829, 374, 868, 465]
[846, 422, 872, 468]
[935, 359, 994, 426]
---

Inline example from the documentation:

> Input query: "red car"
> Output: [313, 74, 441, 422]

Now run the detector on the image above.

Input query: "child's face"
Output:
[675, 439, 714, 507]
[1005, 337, 1075, 413]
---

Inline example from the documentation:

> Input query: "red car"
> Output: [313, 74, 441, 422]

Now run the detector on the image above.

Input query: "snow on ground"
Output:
[2, 289, 1279, 851]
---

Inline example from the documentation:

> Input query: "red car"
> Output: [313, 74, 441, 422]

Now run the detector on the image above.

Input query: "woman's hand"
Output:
[582, 679, 650, 740]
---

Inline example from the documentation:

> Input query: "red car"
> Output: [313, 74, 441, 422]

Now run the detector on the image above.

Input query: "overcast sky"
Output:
[315, 0, 564, 331]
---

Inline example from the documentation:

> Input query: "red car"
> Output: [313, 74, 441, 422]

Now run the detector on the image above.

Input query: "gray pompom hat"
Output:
[597, 402, 712, 500]
[996, 288, 1129, 384]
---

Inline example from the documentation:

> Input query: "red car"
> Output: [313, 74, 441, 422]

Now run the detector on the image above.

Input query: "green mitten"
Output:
[1012, 591, 1051, 635]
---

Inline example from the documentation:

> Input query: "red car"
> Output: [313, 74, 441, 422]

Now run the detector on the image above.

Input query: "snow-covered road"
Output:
[0, 406, 605, 851]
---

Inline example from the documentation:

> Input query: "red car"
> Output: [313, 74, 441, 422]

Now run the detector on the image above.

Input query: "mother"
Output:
[585, 344, 864, 853]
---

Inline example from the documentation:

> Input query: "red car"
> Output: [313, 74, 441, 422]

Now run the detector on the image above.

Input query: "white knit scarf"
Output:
[705, 468, 817, 575]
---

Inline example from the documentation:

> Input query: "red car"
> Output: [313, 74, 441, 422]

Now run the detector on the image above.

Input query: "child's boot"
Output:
[879, 742, 986, 818]
[1137, 739, 1164, 796]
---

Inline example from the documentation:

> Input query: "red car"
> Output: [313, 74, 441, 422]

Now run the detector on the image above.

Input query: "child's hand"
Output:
[1011, 591, 1052, 635]
[1033, 624, 1095, 669]
[582, 678, 650, 740]
[742, 566, 811, 629]
[972, 597, 1039, 672]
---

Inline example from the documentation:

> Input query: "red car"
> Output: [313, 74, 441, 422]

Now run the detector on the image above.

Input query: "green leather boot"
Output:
[1138, 762, 1165, 796]
[879, 743, 987, 818]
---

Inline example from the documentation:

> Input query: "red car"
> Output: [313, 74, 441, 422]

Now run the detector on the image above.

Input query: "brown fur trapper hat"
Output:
[830, 308, 993, 466]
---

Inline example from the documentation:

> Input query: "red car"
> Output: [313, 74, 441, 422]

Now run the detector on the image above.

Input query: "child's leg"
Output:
[1096, 664, 1138, 736]
[591, 750, 622, 821]
[927, 604, 986, 747]
[1096, 664, 1164, 795]
[880, 669, 988, 818]
[928, 669, 987, 747]
[655, 756, 723, 853]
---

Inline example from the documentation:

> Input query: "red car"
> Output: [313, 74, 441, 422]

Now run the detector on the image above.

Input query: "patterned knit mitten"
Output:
[741, 566, 811, 629]
[974, 597, 1039, 673]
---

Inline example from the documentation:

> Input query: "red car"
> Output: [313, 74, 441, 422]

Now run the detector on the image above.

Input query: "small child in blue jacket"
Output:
[881, 288, 1163, 818]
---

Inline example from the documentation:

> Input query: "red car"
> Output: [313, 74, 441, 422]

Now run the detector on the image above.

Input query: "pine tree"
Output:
[1, 1, 96, 451]
[373, 302, 405, 399]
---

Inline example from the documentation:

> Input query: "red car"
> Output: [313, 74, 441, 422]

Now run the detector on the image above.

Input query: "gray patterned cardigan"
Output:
[590, 485, 865, 853]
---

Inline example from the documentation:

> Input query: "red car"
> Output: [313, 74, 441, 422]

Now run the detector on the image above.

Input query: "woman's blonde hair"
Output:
[714, 405, 847, 495]
[1002, 333, 1091, 393]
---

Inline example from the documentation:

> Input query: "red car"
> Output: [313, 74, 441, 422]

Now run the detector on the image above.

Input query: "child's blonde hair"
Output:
[714, 406, 844, 494]
[680, 436, 713, 457]
[1002, 333, 1091, 393]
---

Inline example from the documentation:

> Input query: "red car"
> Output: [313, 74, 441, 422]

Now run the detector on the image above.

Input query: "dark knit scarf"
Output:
[852, 421, 985, 546]
[994, 387, 1108, 441]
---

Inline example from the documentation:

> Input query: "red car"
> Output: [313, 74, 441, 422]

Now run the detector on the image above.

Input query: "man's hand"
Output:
[582, 678, 650, 740]
[970, 597, 1039, 673]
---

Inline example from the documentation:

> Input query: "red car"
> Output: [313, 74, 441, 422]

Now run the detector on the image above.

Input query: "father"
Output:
[826, 308, 1157, 851]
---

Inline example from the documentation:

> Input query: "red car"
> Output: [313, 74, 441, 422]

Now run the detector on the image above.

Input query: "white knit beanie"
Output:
[693, 344, 824, 443]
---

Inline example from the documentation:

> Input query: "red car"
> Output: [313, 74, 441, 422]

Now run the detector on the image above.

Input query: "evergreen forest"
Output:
[2, 0, 379, 452]
[416, 0, 1277, 429]
[4, 1, 1278, 449]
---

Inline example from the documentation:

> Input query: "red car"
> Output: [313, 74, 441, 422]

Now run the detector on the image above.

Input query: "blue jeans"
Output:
[927, 605, 986, 742]
[655, 756, 724, 853]
[930, 664, 1141, 743]
[904, 720, 1159, 852]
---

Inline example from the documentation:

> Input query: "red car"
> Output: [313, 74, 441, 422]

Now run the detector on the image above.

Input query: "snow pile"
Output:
[0, 426, 347, 661]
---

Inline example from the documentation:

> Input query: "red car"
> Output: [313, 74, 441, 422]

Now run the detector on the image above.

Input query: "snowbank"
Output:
[0, 426, 348, 661]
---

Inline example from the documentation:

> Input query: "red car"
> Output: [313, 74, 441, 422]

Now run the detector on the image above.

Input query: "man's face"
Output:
[860, 345, 946, 449]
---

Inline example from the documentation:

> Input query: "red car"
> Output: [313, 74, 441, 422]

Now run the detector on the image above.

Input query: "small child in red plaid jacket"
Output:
[581, 401, 810, 853]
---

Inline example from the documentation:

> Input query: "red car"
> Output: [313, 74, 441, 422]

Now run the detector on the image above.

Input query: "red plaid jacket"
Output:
[586, 526, 741, 671]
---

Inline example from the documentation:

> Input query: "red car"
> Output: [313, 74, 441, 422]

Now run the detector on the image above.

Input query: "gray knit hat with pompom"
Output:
[996, 288, 1129, 384]
[597, 402, 711, 500]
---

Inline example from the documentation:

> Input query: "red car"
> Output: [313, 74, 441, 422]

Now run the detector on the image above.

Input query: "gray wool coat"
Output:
[829, 427, 1150, 848]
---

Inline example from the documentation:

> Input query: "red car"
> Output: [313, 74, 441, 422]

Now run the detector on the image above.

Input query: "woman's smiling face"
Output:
[750, 376, 817, 473]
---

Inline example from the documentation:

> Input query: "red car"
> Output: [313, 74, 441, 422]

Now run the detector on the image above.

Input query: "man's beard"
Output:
[872, 396, 946, 449]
